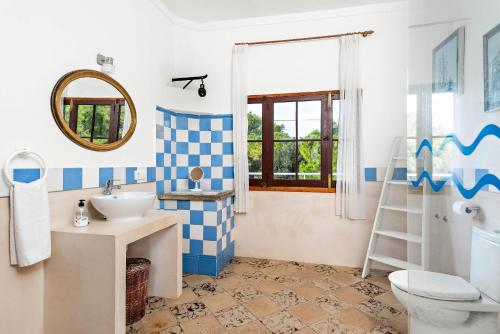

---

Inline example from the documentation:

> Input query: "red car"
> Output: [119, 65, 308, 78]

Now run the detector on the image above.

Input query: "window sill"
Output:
[250, 186, 336, 193]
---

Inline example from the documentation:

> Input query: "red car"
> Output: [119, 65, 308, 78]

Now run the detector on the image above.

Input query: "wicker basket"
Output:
[126, 258, 151, 325]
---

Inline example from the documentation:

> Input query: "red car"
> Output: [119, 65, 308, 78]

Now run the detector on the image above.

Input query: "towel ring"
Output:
[3, 148, 48, 186]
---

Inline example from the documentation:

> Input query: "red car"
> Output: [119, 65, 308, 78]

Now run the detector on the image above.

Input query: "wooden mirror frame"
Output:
[51, 69, 137, 151]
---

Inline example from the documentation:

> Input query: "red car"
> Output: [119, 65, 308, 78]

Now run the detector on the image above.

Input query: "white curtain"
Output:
[336, 35, 366, 220]
[231, 45, 250, 213]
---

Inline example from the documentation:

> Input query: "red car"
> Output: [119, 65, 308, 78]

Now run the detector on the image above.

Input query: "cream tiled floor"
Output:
[127, 257, 408, 334]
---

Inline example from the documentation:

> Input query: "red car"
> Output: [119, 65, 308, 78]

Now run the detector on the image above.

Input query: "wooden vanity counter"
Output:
[44, 210, 182, 334]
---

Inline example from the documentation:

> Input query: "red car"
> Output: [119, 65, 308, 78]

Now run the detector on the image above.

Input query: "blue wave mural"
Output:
[411, 171, 500, 199]
[415, 124, 500, 158]
[410, 171, 448, 192]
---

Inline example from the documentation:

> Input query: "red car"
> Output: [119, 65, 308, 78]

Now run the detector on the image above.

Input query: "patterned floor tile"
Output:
[192, 281, 224, 297]
[170, 301, 208, 322]
[292, 283, 326, 300]
[137, 308, 178, 333]
[248, 258, 275, 269]
[165, 289, 198, 307]
[215, 305, 256, 329]
[146, 296, 167, 314]
[350, 281, 388, 298]
[261, 311, 305, 334]
[241, 270, 269, 282]
[367, 276, 391, 290]
[228, 320, 272, 333]
[311, 277, 342, 291]
[295, 328, 317, 334]
[269, 289, 307, 308]
[343, 267, 363, 277]
[356, 298, 401, 321]
[229, 285, 263, 303]
[313, 295, 349, 314]
[253, 280, 286, 295]
[180, 314, 225, 334]
[331, 287, 370, 304]
[202, 292, 238, 313]
[218, 275, 247, 291]
[313, 264, 339, 275]
[328, 273, 361, 286]
[244, 295, 283, 318]
[288, 303, 328, 325]
[271, 275, 304, 287]
[335, 308, 380, 331]
[129, 257, 406, 334]
[368, 324, 401, 334]
[216, 268, 236, 280]
[183, 274, 214, 287]
[374, 292, 405, 312]
[310, 316, 362, 334]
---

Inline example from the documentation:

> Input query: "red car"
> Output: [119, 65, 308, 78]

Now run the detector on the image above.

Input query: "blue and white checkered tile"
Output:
[155, 106, 234, 193]
[161, 197, 235, 276]
[0, 166, 157, 198]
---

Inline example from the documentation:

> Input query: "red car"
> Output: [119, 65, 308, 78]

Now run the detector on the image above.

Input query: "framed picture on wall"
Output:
[432, 27, 465, 94]
[484, 23, 500, 113]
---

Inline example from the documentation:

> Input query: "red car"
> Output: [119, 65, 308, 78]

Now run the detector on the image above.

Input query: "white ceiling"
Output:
[161, 0, 402, 23]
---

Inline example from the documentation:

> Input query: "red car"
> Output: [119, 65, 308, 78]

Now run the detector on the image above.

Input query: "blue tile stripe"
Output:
[1, 166, 157, 197]
[63, 168, 83, 190]
[364, 167, 408, 182]
[13, 169, 40, 183]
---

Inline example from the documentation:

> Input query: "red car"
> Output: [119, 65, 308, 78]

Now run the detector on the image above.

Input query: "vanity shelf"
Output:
[44, 210, 182, 334]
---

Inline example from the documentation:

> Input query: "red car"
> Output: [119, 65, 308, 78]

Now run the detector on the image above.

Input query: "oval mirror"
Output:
[51, 69, 137, 151]
[189, 167, 204, 192]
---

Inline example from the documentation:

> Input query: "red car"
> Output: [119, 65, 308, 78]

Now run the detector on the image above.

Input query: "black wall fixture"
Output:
[172, 74, 208, 97]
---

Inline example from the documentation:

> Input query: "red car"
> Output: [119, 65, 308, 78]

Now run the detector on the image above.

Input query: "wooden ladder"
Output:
[361, 136, 427, 278]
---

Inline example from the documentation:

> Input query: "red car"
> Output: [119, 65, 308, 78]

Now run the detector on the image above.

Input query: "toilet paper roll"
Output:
[452, 201, 479, 217]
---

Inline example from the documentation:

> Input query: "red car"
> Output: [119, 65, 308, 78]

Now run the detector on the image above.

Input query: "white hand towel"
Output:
[9, 179, 51, 267]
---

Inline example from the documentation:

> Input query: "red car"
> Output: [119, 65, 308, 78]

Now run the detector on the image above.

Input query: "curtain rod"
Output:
[235, 30, 374, 46]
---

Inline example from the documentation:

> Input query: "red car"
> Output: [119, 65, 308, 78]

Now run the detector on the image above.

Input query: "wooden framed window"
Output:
[248, 91, 340, 190]
[63, 97, 126, 144]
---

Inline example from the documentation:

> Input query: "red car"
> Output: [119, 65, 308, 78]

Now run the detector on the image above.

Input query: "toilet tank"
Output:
[470, 227, 500, 302]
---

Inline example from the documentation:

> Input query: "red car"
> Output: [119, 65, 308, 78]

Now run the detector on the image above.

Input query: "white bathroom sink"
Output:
[91, 192, 156, 223]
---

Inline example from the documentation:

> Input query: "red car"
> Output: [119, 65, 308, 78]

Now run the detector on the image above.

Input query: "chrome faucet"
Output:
[103, 179, 121, 195]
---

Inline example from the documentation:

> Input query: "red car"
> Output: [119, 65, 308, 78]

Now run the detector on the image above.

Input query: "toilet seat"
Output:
[389, 270, 481, 301]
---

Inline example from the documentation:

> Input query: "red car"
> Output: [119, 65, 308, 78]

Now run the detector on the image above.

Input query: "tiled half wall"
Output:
[155, 106, 235, 276]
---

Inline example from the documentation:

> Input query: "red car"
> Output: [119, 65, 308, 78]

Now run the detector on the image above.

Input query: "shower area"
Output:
[401, 0, 500, 333]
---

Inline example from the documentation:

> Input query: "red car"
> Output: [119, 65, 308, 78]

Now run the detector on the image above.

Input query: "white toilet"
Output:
[389, 227, 500, 334]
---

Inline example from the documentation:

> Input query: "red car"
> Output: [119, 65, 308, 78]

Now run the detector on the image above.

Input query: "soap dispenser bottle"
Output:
[73, 199, 89, 227]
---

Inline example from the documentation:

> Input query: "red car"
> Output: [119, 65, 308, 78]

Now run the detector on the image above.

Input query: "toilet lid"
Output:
[389, 270, 481, 301]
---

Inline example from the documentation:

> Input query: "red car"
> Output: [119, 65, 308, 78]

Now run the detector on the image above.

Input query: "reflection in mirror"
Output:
[61, 78, 131, 145]
[51, 70, 136, 151]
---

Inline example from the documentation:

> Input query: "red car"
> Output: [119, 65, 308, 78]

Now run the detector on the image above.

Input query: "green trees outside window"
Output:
[248, 92, 339, 188]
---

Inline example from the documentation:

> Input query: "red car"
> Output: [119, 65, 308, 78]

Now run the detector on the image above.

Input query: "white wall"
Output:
[0, 0, 175, 168]
[163, 2, 409, 266]
[0, 2, 173, 333]
[170, 1, 408, 168]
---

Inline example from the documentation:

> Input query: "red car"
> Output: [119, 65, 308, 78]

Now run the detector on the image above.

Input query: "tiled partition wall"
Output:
[0, 166, 156, 198]
[155, 106, 234, 194]
[155, 106, 235, 275]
